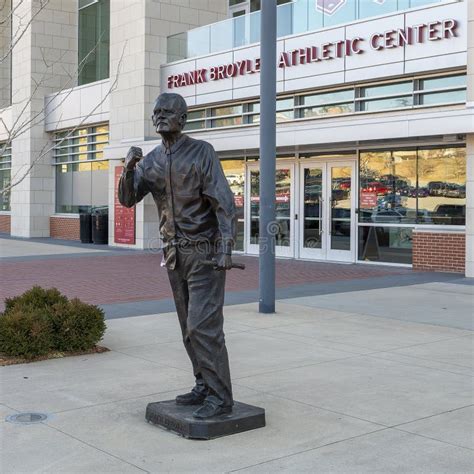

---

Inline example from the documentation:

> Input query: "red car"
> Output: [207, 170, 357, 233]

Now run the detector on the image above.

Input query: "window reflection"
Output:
[303, 168, 323, 249]
[54, 125, 109, 214]
[361, 82, 412, 98]
[419, 90, 466, 106]
[302, 103, 354, 117]
[359, 150, 417, 224]
[361, 97, 413, 111]
[301, 90, 354, 106]
[418, 148, 466, 225]
[359, 147, 466, 226]
[358, 226, 412, 264]
[250, 168, 291, 247]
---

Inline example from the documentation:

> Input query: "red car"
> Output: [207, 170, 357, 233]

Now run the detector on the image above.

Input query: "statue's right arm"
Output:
[118, 146, 150, 208]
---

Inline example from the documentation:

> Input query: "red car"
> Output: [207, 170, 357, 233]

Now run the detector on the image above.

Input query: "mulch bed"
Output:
[0, 345, 109, 366]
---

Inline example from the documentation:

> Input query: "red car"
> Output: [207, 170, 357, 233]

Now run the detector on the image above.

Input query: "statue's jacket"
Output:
[118, 134, 236, 255]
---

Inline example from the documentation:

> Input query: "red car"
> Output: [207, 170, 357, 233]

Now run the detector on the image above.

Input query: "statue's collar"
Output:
[162, 134, 187, 155]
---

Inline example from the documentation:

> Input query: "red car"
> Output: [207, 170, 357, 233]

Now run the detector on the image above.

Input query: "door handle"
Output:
[319, 199, 323, 236]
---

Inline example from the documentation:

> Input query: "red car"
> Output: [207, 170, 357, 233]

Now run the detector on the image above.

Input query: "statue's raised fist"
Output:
[125, 146, 143, 171]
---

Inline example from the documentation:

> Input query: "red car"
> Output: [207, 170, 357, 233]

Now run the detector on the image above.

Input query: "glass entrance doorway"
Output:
[299, 161, 356, 262]
[246, 162, 294, 257]
[245, 159, 355, 262]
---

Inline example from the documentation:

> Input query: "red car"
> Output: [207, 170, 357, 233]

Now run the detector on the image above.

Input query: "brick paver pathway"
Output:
[0, 252, 412, 309]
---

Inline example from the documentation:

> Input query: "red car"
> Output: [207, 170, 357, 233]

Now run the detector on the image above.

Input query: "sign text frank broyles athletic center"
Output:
[167, 18, 458, 88]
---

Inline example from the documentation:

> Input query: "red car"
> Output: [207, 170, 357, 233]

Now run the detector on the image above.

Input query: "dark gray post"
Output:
[259, 0, 277, 314]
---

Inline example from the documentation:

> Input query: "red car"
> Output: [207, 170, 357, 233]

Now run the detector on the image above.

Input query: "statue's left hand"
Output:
[214, 253, 232, 271]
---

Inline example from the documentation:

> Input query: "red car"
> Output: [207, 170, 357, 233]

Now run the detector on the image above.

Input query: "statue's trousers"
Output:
[166, 245, 233, 407]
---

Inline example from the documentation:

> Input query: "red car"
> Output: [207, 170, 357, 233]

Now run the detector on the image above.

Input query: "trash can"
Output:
[79, 213, 92, 244]
[92, 207, 108, 245]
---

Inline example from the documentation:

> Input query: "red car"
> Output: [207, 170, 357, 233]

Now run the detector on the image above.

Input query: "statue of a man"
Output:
[118, 93, 235, 419]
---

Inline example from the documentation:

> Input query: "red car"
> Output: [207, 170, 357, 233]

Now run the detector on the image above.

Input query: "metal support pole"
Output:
[259, 0, 277, 314]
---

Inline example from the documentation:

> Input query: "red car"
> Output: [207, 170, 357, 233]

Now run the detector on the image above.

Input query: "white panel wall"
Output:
[44, 79, 110, 132]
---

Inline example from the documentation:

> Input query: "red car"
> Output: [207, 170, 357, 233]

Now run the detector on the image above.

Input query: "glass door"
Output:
[299, 164, 325, 259]
[299, 161, 356, 262]
[326, 162, 355, 262]
[246, 162, 294, 257]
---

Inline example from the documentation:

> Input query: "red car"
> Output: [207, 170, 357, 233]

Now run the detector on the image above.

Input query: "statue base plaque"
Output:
[145, 400, 265, 440]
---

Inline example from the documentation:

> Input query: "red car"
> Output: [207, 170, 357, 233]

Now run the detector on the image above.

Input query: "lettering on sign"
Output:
[114, 166, 136, 245]
[152, 414, 186, 433]
[360, 192, 378, 209]
[167, 18, 459, 89]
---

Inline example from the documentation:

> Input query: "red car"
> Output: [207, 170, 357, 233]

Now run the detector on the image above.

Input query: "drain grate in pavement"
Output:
[6, 412, 48, 424]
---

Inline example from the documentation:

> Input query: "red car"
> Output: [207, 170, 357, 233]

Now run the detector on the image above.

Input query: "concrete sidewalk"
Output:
[1, 282, 473, 473]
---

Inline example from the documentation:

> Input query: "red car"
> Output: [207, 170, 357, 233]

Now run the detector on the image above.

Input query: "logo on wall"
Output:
[316, 0, 346, 16]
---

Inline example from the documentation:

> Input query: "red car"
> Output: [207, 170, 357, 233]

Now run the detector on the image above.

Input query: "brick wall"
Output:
[0, 214, 11, 234]
[50, 216, 80, 241]
[413, 231, 465, 273]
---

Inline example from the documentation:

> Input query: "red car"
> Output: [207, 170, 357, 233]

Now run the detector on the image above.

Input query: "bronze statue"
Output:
[118, 93, 236, 419]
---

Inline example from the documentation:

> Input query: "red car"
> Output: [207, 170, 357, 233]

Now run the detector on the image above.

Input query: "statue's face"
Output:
[152, 96, 186, 134]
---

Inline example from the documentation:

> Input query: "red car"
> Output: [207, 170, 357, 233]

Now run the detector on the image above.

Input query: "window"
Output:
[416, 74, 466, 106]
[185, 110, 206, 131]
[359, 150, 417, 224]
[183, 72, 466, 132]
[78, 0, 110, 86]
[358, 226, 413, 265]
[0, 0, 12, 107]
[54, 124, 109, 213]
[249, 0, 291, 12]
[418, 148, 466, 225]
[246, 97, 295, 124]
[358, 82, 413, 112]
[297, 89, 354, 118]
[358, 146, 466, 264]
[0, 144, 11, 211]
[210, 105, 243, 127]
[359, 147, 466, 226]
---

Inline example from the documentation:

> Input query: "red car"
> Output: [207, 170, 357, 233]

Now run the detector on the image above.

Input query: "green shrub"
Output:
[49, 299, 106, 352]
[0, 287, 106, 359]
[0, 306, 53, 359]
[4, 286, 68, 313]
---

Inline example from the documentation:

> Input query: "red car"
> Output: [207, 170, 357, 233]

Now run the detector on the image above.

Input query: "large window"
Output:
[0, 0, 12, 108]
[54, 124, 109, 214]
[299, 89, 354, 117]
[78, 0, 110, 86]
[358, 146, 466, 264]
[0, 143, 11, 211]
[184, 72, 466, 132]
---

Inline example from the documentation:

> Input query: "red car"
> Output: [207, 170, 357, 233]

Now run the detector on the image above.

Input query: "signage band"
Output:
[167, 18, 458, 89]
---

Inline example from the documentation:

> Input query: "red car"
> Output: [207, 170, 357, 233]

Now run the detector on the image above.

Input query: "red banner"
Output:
[114, 166, 136, 244]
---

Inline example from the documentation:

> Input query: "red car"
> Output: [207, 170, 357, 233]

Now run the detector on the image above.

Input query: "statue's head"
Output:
[152, 93, 188, 135]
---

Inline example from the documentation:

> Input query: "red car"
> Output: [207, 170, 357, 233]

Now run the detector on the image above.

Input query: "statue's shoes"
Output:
[192, 399, 232, 419]
[175, 391, 207, 406]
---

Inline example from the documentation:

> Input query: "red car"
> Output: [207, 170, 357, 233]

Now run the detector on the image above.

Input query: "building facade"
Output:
[0, 0, 473, 276]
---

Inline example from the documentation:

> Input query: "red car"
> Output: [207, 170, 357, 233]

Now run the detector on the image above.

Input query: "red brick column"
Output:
[0, 214, 11, 234]
[50, 216, 80, 241]
[412, 231, 465, 273]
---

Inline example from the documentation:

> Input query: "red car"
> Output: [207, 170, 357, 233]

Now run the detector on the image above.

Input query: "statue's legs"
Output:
[167, 246, 233, 408]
